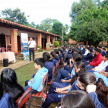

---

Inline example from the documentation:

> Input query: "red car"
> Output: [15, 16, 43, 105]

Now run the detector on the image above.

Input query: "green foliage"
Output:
[36, 45, 40, 48]
[69, 0, 108, 46]
[54, 41, 59, 47]
[38, 49, 43, 52]
[52, 21, 63, 36]
[1, 8, 29, 25]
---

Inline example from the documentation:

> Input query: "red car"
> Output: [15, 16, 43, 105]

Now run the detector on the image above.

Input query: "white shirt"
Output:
[84, 50, 88, 56]
[94, 60, 108, 72]
[28, 40, 36, 48]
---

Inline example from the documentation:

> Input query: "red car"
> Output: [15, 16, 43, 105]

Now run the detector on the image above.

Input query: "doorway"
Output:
[42, 38, 47, 48]
[17, 35, 21, 52]
[0, 33, 6, 48]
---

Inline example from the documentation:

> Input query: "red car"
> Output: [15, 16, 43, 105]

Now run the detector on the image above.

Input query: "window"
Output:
[9, 35, 11, 45]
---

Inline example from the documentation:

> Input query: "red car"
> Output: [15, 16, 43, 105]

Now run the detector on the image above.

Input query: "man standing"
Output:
[28, 37, 36, 61]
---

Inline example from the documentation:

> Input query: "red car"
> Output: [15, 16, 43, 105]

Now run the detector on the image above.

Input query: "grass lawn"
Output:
[15, 62, 57, 108]
[15, 62, 37, 87]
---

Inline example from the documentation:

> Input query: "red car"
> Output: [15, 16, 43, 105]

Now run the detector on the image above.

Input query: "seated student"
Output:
[54, 49, 61, 60]
[0, 68, 25, 108]
[65, 49, 72, 62]
[101, 47, 106, 56]
[42, 62, 86, 108]
[59, 90, 95, 108]
[56, 53, 82, 82]
[85, 48, 103, 69]
[68, 72, 108, 108]
[82, 45, 85, 54]
[58, 48, 63, 58]
[83, 46, 89, 56]
[93, 65, 108, 87]
[50, 51, 58, 66]
[43, 52, 54, 82]
[24, 58, 48, 92]
[87, 54, 108, 73]
[48, 61, 86, 93]
[82, 48, 93, 65]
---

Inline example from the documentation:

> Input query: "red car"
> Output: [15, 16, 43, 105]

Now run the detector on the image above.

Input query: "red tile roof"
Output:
[0, 18, 61, 37]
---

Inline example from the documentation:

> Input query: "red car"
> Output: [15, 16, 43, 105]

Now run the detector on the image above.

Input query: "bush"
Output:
[37, 45, 40, 48]
[54, 41, 59, 47]
[38, 49, 43, 52]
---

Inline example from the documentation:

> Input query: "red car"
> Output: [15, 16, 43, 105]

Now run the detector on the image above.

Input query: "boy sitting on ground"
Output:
[24, 58, 48, 93]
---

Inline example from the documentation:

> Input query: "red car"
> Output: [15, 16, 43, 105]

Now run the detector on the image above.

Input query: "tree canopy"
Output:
[69, 0, 108, 46]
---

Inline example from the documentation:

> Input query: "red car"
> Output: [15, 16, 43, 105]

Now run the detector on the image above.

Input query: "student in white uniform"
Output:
[28, 37, 36, 61]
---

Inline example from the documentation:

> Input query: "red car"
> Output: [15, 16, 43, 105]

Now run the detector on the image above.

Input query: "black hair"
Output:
[58, 48, 63, 54]
[103, 48, 106, 51]
[61, 90, 95, 108]
[54, 49, 61, 59]
[88, 48, 93, 53]
[54, 49, 59, 54]
[34, 58, 45, 67]
[50, 51, 58, 60]
[72, 53, 82, 62]
[71, 61, 86, 85]
[78, 72, 108, 108]
[43, 52, 50, 60]
[0, 68, 25, 108]
[105, 54, 108, 58]
[94, 48, 101, 53]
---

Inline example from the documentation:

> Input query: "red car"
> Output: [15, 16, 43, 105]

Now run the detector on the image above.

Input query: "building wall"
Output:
[69, 38, 84, 45]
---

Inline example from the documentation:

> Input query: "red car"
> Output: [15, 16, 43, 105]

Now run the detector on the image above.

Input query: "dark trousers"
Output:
[29, 48, 35, 61]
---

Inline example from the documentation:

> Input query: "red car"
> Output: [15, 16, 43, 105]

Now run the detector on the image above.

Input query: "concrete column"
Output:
[6, 35, 9, 46]
[47, 35, 50, 43]
[37, 33, 42, 48]
[52, 37, 55, 44]
[10, 29, 18, 54]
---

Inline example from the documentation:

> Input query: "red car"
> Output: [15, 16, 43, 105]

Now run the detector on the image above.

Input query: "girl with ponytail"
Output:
[50, 51, 58, 66]
[70, 72, 108, 108]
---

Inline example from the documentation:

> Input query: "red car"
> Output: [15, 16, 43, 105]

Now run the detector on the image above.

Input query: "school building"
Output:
[0, 18, 60, 54]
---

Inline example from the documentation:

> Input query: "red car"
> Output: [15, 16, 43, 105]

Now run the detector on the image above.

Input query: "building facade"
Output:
[0, 18, 60, 54]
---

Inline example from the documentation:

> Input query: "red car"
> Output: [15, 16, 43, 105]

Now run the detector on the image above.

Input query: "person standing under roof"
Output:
[28, 37, 36, 61]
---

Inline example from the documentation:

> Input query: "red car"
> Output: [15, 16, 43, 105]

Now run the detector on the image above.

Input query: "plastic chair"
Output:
[1, 47, 6, 52]
[16, 87, 32, 108]
[31, 72, 48, 108]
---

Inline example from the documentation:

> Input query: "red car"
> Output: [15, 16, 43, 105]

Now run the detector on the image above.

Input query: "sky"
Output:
[0, 0, 80, 26]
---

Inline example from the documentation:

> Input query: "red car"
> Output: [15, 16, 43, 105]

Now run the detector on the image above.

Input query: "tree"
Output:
[69, 0, 108, 46]
[38, 18, 58, 32]
[52, 21, 63, 36]
[1, 8, 29, 25]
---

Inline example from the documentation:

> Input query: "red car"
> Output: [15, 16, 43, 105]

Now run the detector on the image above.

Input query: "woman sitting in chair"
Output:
[0, 68, 25, 108]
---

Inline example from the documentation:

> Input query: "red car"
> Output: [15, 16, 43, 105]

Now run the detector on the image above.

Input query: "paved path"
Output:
[0, 50, 54, 74]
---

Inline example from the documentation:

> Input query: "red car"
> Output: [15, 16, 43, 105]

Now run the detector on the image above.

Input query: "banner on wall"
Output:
[21, 33, 29, 60]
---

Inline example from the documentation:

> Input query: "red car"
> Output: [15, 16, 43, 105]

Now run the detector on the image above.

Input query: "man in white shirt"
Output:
[28, 37, 36, 61]
[87, 54, 108, 73]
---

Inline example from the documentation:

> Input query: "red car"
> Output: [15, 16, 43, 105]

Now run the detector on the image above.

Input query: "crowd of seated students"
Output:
[1, 44, 108, 108]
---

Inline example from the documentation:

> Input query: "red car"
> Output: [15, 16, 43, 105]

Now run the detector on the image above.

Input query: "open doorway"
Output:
[42, 38, 47, 49]
[0, 33, 6, 48]
[17, 35, 21, 52]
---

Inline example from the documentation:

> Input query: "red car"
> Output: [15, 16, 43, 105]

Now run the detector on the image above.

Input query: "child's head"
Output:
[94, 48, 101, 54]
[1, 68, 17, 86]
[58, 48, 63, 54]
[61, 90, 95, 108]
[103, 54, 108, 62]
[50, 51, 58, 60]
[88, 48, 92, 53]
[34, 58, 45, 69]
[71, 53, 82, 63]
[77, 72, 96, 91]
[74, 61, 86, 73]
[102, 48, 106, 52]
[43, 52, 50, 61]
[54, 49, 59, 55]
